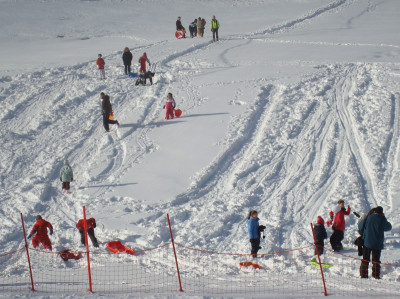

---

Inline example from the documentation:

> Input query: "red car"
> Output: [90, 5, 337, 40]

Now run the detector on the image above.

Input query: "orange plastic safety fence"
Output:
[0, 248, 31, 292]
[317, 245, 400, 297]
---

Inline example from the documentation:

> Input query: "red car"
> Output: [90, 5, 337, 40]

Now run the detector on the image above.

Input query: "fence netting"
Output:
[1, 243, 400, 297]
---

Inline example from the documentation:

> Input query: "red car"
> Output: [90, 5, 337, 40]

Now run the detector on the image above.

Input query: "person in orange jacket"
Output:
[76, 218, 99, 247]
[138, 52, 151, 73]
[330, 200, 351, 252]
[96, 54, 106, 80]
[27, 215, 53, 250]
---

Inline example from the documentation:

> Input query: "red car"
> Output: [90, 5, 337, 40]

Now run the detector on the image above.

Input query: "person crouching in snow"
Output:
[96, 54, 106, 80]
[330, 199, 351, 252]
[27, 215, 53, 250]
[314, 216, 328, 256]
[142, 71, 155, 85]
[60, 159, 73, 194]
[164, 93, 176, 120]
[247, 210, 265, 259]
[76, 217, 99, 247]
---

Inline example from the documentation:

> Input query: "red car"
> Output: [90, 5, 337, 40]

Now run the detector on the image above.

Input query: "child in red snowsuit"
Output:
[96, 54, 106, 80]
[27, 215, 53, 250]
[164, 93, 176, 119]
[138, 52, 151, 73]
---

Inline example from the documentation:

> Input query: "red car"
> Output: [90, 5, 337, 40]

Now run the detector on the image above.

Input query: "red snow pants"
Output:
[32, 234, 52, 250]
[165, 102, 174, 119]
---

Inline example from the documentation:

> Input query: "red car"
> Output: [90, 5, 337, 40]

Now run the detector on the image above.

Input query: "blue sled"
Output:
[128, 72, 138, 77]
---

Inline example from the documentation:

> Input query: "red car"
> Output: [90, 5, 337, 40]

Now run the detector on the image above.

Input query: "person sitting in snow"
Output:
[27, 215, 53, 250]
[163, 93, 176, 120]
[329, 200, 351, 252]
[60, 159, 73, 194]
[247, 210, 265, 259]
[76, 217, 99, 247]
[176, 16, 186, 38]
[314, 216, 328, 256]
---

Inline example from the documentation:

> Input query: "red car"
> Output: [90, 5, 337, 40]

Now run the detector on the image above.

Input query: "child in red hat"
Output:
[314, 216, 328, 256]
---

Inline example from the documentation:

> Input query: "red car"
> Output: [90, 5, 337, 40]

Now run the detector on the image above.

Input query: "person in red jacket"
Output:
[329, 200, 351, 252]
[326, 211, 334, 227]
[138, 52, 151, 73]
[27, 215, 53, 250]
[164, 92, 176, 120]
[96, 54, 106, 80]
[76, 218, 99, 247]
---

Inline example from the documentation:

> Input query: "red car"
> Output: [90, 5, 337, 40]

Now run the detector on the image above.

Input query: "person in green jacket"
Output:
[60, 159, 73, 194]
[210, 15, 220, 42]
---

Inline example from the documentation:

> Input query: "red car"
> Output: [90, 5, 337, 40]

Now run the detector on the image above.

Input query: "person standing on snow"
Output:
[358, 206, 392, 279]
[163, 93, 176, 120]
[189, 19, 197, 38]
[100, 92, 119, 132]
[96, 54, 106, 80]
[329, 200, 351, 252]
[197, 17, 206, 37]
[313, 216, 328, 256]
[122, 47, 133, 75]
[176, 16, 186, 38]
[138, 52, 151, 73]
[27, 215, 53, 250]
[77, 217, 99, 247]
[247, 210, 265, 259]
[60, 159, 73, 194]
[210, 15, 220, 42]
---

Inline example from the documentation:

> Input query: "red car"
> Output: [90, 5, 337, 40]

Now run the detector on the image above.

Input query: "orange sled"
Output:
[106, 241, 135, 255]
[239, 262, 262, 269]
[174, 109, 182, 117]
[109, 111, 114, 121]
[59, 250, 82, 262]
[197, 29, 203, 37]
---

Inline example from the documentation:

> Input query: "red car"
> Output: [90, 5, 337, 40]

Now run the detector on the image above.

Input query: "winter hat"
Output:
[317, 216, 325, 225]
[98, 54, 102, 56]
[36, 215, 42, 220]
[329, 211, 334, 217]
[375, 206, 383, 214]
[143, 52, 147, 57]
[64, 159, 69, 165]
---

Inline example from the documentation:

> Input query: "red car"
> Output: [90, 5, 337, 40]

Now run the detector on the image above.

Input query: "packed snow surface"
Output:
[1, 0, 400, 297]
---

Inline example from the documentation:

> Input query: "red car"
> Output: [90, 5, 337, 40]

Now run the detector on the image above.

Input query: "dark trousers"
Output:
[199, 28, 204, 36]
[79, 228, 98, 246]
[250, 238, 260, 258]
[330, 229, 344, 251]
[212, 28, 219, 40]
[103, 114, 118, 131]
[124, 64, 131, 75]
[62, 182, 70, 190]
[360, 247, 381, 278]
[315, 239, 324, 256]
[144, 77, 153, 85]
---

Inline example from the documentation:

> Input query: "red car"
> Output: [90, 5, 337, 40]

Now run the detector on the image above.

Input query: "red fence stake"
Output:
[310, 223, 328, 296]
[20, 213, 35, 291]
[83, 206, 93, 292]
[167, 214, 183, 292]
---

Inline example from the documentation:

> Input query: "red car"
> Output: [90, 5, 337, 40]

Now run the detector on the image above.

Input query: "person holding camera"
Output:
[329, 199, 351, 252]
[247, 210, 265, 259]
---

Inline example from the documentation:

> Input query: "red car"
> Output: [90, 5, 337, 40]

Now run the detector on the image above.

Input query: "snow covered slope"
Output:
[1, 0, 400, 275]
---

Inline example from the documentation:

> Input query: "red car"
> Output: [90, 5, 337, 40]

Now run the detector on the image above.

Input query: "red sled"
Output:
[175, 30, 184, 39]
[59, 250, 82, 262]
[106, 241, 135, 255]
[174, 109, 182, 117]
[239, 261, 262, 269]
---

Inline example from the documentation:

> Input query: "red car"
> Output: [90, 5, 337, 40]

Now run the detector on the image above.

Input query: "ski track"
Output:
[1, 0, 400, 264]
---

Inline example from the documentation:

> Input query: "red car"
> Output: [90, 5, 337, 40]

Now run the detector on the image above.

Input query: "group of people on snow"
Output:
[176, 16, 219, 41]
[27, 215, 99, 251]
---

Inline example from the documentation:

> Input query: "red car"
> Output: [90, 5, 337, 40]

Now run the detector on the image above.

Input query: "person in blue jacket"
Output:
[358, 206, 392, 279]
[247, 210, 265, 258]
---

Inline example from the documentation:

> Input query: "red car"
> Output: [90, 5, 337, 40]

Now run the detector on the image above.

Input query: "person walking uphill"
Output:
[358, 206, 391, 279]
[164, 93, 176, 120]
[77, 217, 99, 247]
[27, 215, 53, 250]
[247, 210, 265, 258]
[210, 15, 220, 42]
[138, 52, 151, 73]
[330, 200, 351, 252]
[96, 54, 106, 80]
[60, 159, 73, 194]
[122, 47, 133, 75]
[100, 92, 119, 132]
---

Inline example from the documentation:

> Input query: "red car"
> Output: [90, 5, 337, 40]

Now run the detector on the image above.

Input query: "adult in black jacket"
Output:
[122, 47, 133, 75]
[314, 216, 328, 256]
[176, 17, 186, 38]
[100, 92, 119, 132]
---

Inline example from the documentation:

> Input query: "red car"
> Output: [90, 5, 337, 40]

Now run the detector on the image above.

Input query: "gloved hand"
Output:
[93, 222, 96, 228]
[27, 234, 33, 239]
[49, 230, 53, 235]
[259, 225, 266, 231]
[163, 105, 165, 109]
